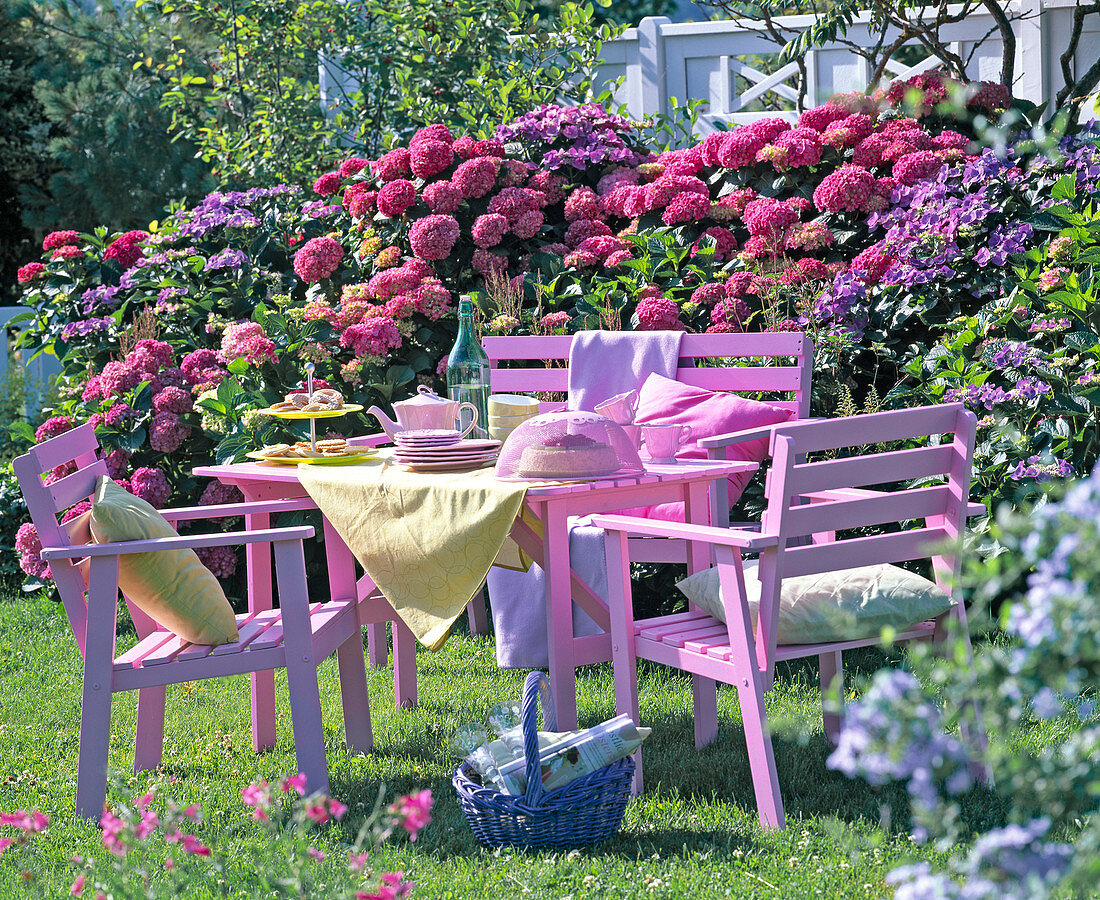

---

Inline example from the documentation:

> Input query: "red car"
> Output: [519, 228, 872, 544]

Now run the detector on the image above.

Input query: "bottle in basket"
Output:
[446, 295, 490, 440]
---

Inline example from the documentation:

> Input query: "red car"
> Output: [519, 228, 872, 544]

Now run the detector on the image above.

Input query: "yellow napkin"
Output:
[297, 454, 527, 650]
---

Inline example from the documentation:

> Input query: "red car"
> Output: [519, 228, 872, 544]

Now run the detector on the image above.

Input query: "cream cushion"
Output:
[675, 560, 955, 645]
[89, 476, 238, 646]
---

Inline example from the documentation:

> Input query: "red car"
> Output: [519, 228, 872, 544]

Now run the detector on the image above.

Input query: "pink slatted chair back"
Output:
[13, 424, 108, 655]
[482, 333, 813, 416]
[751, 403, 977, 677]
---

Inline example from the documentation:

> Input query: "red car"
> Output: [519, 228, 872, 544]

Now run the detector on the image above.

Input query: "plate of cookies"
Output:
[246, 439, 377, 465]
[260, 389, 362, 419]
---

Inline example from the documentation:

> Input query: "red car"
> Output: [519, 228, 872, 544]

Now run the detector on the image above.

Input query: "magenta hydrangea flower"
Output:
[564, 249, 600, 268]
[564, 187, 600, 222]
[15, 523, 48, 580]
[410, 124, 455, 146]
[716, 129, 767, 169]
[422, 181, 463, 214]
[42, 230, 80, 251]
[848, 246, 896, 285]
[410, 140, 455, 179]
[605, 249, 633, 268]
[413, 278, 452, 320]
[743, 198, 800, 238]
[712, 297, 750, 328]
[487, 187, 539, 222]
[128, 339, 175, 376]
[130, 467, 171, 508]
[99, 360, 141, 398]
[892, 150, 945, 185]
[149, 412, 189, 453]
[472, 213, 509, 249]
[511, 209, 544, 240]
[376, 180, 417, 218]
[798, 103, 849, 132]
[337, 157, 369, 177]
[385, 293, 418, 319]
[17, 262, 45, 283]
[340, 317, 402, 357]
[576, 235, 630, 262]
[528, 171, 569, 204]
[853, 134, 890, 168]
[105, 403, 138, 428]
[367, 267, 421, 301]
[540, 311, 572, 331]
[181, 349, 227, 390]
[103, 230, 147, 268]
[635, 294, 683, 331]
[51, 245, 83, 261]
[453, 158, 500, 199]
[564, 219, 612, 248]
[725, 272, 758, 297]
[471, 248, 507, 276]
[371, 148, 411, 181]
[691, 226, 738, 261]
[785, 221, 835, 251]
[34, 416, 74, 443]
[200, 480, 243, 510]
[933, 130, 970, 151]
[196, 545, 237, 579]
[813, 164, 877, 213]
[312, 172, 341, 196]
[767, 126, 824, 169]
[292, 236, 344, 283]
[691, 283, 726, 306]
[747, 117, 792, 143]
[343, 183, 377, 217]
[220, 321, 277, 366]
[105, 448, 131, 479]
[409, 214, 460, 260]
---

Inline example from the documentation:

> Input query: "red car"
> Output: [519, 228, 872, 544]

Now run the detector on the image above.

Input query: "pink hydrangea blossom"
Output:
[52, 245, 83, 261]
[690, 283, 726, 306]
[374, 246, 402, 269]
[511, 209, 544, 240]
[564, 187, 600, 222]
[343, 183, 377, 217]
[15, 523, 48, 580]
[312, 172, 341, 196]
[472, 213, 509, 248]
[293, 236, 344, 283]
[742, 235, 781, 259]
[472, 248, 508, 276]
[385, 293, 418, 319]
[103, 230, 147, 268]
[130, 467, 171, 508]
[853, 134, 890, 167]
[220, 321, 277, 366]
[565, 219, 612, 248]
[340, 317, 402, 357]
[104, 448, 131, 479]
[371, 148, 411, 181]
[338, 157, 369, 177]
[196, 545, 236, 579]
[376, 180, 417, 218]
[98, 360, 141, 398]
[453, 158, 500, 199]
[409, 214, 460, 260]
[691, 226, 738, 261]
[471, 138, 505, 158]
[645, 175, 708, 212]
[410, 140, 455, 179]
[892, 150, 945, 185]
[410, 124, 455, 146]
[798, 103, 848, 132]
[725, 272, 758, 297]
[564, 249, 600, 268]
[712, 297, 750, 328]
[527, 171, 569, 204]
[747, 117, 792, 143]
[17, 262, 45, 283]
[742, 198, 800, 238]
[43, 230, 80, 251]
[35, 415, 74, 443]
[367, 267, 420, 301]
[149, 412, 189, 453]
[662, 191, 711, 225]
[598, 183, 644, 218]
[933, 130, 970, 151]
[540, 311, 571, 331]
[128, 339, 175, 376]
[813, 164, 877, 212]
[849, 246, 896, 284]
[784, 221, 835, 251]
[488, 187, 539, 222]
[716, 129, 767, 168]
[500, 159, 532, 186]
[199, 480, 243, 510]
[635, 294, 683, 331]
[577, 235, 630, 261]
[422, 181, 463, 214]
[605, 249, 633, 267]
[181, 349, 226, 390]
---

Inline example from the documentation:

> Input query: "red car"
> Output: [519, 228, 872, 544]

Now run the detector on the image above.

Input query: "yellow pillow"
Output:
[89, 476, 238, 646]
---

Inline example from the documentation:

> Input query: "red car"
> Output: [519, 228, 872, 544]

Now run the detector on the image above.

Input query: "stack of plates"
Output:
[393, 439, 502, 472]
[394, 429, 463, 449]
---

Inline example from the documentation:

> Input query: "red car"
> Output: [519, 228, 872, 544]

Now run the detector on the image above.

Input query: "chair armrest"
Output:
[698, 417, 825, 451]
[590, 514, 778, 550]
[160, 498, 317, 523]
[347, 432, 393, 449]
[39, 525, 315, 561]
[802, 489, 986, 517]
[966, 501, 986, 517]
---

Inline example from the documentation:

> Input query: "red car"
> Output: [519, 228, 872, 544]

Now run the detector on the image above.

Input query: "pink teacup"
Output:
[641, 423, 693, 463]
[593, 389, 639, 425]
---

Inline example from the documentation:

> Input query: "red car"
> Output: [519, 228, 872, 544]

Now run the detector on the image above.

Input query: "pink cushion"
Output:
[619, 373, 797, 522]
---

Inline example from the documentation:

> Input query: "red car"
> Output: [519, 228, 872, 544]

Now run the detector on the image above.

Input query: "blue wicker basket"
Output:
[452, 671, 634, 850]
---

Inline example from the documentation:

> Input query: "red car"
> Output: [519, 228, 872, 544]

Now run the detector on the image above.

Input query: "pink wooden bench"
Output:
[14, 424, 372, 817]
[592, 403, 989, 830]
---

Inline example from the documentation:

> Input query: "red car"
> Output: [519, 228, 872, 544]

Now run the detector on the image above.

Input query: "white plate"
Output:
[399, 459, 497, 472]
[394, 452, 499, 463]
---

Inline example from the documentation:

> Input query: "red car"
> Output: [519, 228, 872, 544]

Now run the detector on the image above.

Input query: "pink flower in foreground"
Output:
[357, 872, 415, 900]
[813, 164, 876, 213]
[511, 209, 544, 240]
[100, 810, 126, 856]
[798, 102, 848, 132]
[338, 157, 370, 177]
[472, 213, 508, 249]
[17, 262, 45, 283]
[43, 230, 80, 251]
[453, 157, 500, 199]
[635, 294, 683, 331]
[129, 467, 171, 508]
[371, 148, 411, 181]
[410, 124, 455, 146]
[35, 415, 74, 443]
[422, 181, 463, 214]
[410, 140, 454, 179]
[377, 179, 417, 218]
[181, 834, 210, 856]
[281, 773, 307, 794]
[409, 214, 460, 260]
[564, 187, 600, 222]
[313, 172, 341, 196]
[389, 790, 433, 842]
[70, 874, 85, 895]
[293, 236, 344, 283]
[220, 321, 277, 366]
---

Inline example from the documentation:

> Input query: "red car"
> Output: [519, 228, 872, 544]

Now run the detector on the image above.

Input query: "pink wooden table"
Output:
[195, 457, 756, 731]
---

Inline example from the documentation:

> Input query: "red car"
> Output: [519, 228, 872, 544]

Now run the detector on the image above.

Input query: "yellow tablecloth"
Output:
[297, 454, 527, 650]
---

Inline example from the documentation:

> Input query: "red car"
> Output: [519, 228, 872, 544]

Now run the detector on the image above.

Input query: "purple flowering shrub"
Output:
[827, 473, 1100, 897]
[893, 150, 1100, 513]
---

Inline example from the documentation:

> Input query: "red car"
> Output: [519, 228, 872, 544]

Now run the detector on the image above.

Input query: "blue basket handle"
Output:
[521, 670, 556, 806]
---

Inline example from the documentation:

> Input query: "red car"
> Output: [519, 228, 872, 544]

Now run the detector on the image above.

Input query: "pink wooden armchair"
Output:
[14, 424, 372, 818]
[591, 403, 987, 830]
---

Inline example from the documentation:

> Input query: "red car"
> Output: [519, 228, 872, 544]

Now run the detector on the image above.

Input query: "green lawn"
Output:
[0, 589, 1013, 898]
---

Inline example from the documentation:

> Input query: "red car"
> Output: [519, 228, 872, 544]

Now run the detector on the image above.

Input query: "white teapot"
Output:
[367, 386, 478, 439]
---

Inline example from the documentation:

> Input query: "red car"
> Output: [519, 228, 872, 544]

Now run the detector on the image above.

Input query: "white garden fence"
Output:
[0, 307, 59, 417]
[592, 1, 1100, 134]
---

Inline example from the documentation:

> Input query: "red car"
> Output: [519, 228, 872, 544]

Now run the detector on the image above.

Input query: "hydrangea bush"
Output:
[826, 473, 1100, 897]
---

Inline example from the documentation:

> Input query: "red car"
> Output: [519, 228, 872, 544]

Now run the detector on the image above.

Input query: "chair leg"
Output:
[336, 631, 373, 754]
[465, 587, 490, 636]
[251, 671, 277, 753]
[392, 618, 418, 709]
[692, 677, 719, 748]
[604, 529, 644, 793]
[818, 650, 844, 745]
[735, 675, 786, 830]
[133, 686, 166, 773]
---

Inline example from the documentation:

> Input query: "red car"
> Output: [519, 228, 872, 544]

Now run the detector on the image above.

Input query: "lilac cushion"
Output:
[621, 373, 796, 521]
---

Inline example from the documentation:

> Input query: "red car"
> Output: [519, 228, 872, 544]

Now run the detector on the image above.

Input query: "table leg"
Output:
[542, 499, 579, 730]
[366, 623, 388, 668]
[685, 480, 719, 748]
[392, 617, 418, 709]
[244, 507, 276, 753]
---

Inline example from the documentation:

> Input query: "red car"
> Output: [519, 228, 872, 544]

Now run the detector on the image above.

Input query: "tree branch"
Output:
[978, 0, 1016, 86]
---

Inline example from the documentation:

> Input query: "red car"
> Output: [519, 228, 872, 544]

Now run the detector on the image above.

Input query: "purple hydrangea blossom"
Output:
[61, 317, 112, 341]
[203, 248, 249, 273]
[496, 103, 649, 171]
[176, 185, 297, 239]
[812, 272, 868, 337]
[300, 200, 342, 218]
[80, 284, 121, 314]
